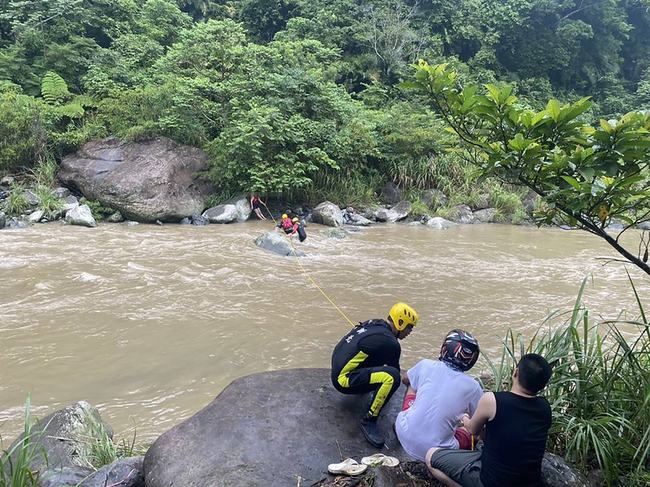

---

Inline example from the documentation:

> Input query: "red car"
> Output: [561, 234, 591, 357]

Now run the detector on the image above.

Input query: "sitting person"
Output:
[331, 303, 418, 448]
[395, 330, 482, 461]
[426, 353, 553, 487]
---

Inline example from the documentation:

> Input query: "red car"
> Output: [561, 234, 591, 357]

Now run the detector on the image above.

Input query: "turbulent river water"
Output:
[1, 221, 648, 444]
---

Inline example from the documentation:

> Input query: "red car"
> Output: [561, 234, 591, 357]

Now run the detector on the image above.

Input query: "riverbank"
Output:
[1, 369, 589, 487]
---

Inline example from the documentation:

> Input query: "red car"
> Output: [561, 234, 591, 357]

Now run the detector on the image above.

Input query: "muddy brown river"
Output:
[1, 221, 647, 444]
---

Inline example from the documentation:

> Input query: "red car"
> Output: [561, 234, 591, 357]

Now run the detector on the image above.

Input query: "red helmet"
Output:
[440, 330, 480, 372]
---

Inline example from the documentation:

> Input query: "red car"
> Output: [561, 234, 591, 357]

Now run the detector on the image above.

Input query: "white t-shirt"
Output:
[395, 359, 483, 461]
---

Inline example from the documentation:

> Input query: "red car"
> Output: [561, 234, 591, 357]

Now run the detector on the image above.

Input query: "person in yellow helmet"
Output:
[331, 303, 418, 448]
[290, 217, 308, 242]
[278, 213, 293, 234]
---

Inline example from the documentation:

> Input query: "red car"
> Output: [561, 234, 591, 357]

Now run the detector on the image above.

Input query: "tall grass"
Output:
[0, 395, 43, 487]
[485, 275, 650, 485]
[4, 182, 29, 216]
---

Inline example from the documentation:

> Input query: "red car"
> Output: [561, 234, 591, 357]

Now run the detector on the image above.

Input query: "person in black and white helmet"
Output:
[395, 330, 482, 461]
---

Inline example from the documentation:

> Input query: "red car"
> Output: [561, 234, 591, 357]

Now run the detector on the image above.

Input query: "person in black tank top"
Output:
[331, 303, 419, 448]
[425, 354, 553, 487]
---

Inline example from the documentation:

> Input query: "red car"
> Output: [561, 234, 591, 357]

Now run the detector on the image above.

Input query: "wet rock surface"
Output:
[143, 368, 409, 487]
[65, 204, 97, 228]
[203, 195, 251, 224]
[425, 217, 457, 230]
[313, 201, 344, 227]
[376, 201, 411, 223]
[3, 401, 113, 474]
[254, 229, 305, 257]
[58, 137, 213, 222]
[541, 453, 590, 487]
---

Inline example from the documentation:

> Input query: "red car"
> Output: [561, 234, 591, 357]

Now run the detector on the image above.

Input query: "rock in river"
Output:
[312, 201, 343, 227]
[376, 200, 411, 222]
[58, 137, 213, 223]
[254, 230, 304, 257]
[65, 204, 97, 228]
[202, 195, 251, 224]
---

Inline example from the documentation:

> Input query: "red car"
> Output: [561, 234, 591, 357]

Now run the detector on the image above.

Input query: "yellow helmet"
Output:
[292, 217, 299, 222]
[282, 214, 288, 219]
[389, 302, 418, 331]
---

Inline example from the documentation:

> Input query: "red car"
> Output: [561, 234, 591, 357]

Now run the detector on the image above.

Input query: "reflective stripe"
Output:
[368, 371, 395, 417]
[337, 351, 368, 388]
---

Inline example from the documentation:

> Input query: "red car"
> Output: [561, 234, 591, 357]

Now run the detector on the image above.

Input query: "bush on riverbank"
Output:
[485, 276, 650, 485]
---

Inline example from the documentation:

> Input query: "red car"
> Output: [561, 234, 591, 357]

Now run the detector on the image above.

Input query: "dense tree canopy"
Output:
[0, 0, 649, 206]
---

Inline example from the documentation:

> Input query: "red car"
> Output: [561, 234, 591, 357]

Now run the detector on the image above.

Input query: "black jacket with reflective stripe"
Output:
[331, 319, 401, 382]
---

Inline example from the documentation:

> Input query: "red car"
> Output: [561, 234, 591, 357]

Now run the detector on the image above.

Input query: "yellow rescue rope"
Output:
[259, 200, 356, 328]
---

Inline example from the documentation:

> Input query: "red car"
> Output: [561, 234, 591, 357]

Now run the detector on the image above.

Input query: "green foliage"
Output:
[485, 276, 650, 484]
[0, 395, 43, 487]
[511, 208, 529, 225]
[5, 182, 29, 216]
[31, 186, 63, 219]
[403, 62, 650, 274]
[79, 198, 114, 220]
[0, 91, 40, 174]
[408, 198, 430, 217]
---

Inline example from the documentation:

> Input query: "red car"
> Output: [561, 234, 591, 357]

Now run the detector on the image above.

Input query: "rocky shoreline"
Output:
[0, 136, 542, 234]
[1, 369, 591, 487]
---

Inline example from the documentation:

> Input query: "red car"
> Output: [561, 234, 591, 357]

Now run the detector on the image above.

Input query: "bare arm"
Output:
[401, 371, 410, 387]
[462, 392, 496, 436]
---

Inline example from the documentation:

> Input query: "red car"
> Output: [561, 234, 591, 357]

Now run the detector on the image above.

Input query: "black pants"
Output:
[334, 366, 401, 418]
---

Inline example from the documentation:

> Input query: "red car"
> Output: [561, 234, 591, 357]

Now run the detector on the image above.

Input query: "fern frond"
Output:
[75, 95, 99, 108]
[41, 71, 70, 105]
[55, 103, 84, 118]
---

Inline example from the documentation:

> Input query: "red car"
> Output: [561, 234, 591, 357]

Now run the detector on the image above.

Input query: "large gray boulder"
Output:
[143, 368, 409, 487]
[202, 195, 251, 224]
[65, 204, 97, 228]
[254, 230, 304, 257]
[2, 401, 113, 474]
[0, 211, 5, 229]
[312, 201, 343, 227]
[203, 204, 238, 223]
[376, 200, 412, 222]
[541, 453, 589, 487]
[426, 217, 457, 230]
[58, 137, 214, 222]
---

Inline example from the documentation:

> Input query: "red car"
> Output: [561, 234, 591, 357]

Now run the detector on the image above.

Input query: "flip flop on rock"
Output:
[361, 453, 400, 467]
[328, 458, 368, 476]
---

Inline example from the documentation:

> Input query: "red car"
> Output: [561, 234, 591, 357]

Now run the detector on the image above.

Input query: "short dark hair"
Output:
[517, 354, 552, 394]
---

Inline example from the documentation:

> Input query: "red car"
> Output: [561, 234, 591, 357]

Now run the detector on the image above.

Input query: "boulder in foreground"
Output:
[143, 368, 408, 487]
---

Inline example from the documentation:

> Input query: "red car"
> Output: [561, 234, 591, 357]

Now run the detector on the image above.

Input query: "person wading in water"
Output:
[331, 303, 418, 448]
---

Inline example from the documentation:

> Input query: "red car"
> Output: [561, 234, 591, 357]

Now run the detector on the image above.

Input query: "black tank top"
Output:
[480, 392, 552, 487]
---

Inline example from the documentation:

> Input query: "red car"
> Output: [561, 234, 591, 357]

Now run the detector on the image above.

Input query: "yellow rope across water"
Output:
[259, 199, 356, 328]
